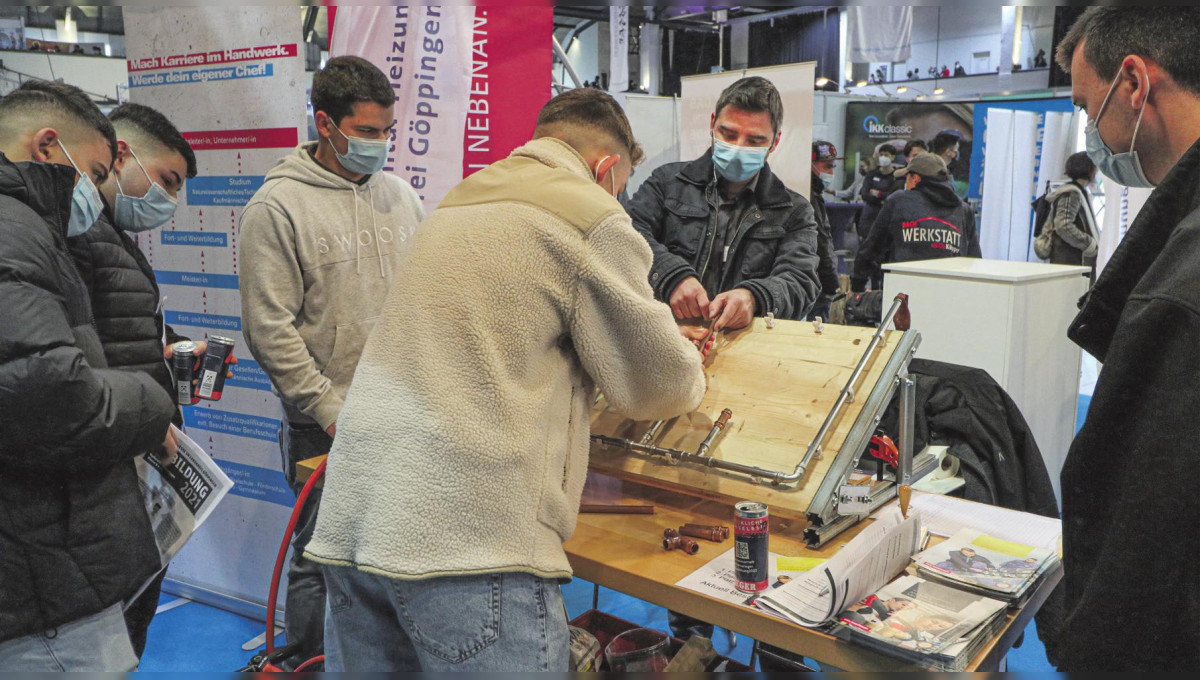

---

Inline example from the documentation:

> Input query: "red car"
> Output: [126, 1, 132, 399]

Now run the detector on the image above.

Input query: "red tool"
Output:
[867, 434, 899, 468]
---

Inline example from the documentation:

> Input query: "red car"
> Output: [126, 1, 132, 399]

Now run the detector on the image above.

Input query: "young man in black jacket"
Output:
[0, 81, 176, 670]
[851, 153, 981, 292]
[1056, 8, 1200, 671]
[809, 140, 843, 320]
[66, 102, 200, 660]
[626, 76, 820, 329]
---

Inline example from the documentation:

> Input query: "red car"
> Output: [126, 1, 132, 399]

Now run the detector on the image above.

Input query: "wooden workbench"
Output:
[296, 457, 1060, 672]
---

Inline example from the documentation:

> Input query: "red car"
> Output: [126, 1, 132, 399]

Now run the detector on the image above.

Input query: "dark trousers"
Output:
[123, 569, 167, 659]
[278, 421, 333, 668]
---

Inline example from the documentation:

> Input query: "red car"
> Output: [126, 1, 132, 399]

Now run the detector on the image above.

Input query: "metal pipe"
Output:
[899, 377, 915, 487]
[640, 419, 667, 445]
[696, 408, 732, 458]
[552, 35, 584, 88]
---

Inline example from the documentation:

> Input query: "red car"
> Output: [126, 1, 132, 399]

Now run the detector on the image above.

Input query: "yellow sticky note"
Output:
[971, 535, 1034, 557]
[776, 556, 828, 572]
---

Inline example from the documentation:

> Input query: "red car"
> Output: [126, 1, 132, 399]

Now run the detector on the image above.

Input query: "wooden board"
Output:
[588, 317, 903, 519]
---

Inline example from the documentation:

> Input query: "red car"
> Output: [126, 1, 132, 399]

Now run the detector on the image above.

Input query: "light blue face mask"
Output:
[331, 123, 389, 175]
[1085, 71, 1155, 188]
[712, 137, 770, 183]
[114, 147, 178, 233]
[56, 140, 103, 237]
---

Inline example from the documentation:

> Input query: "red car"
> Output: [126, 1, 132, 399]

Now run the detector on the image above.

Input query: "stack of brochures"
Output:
[833, 575, 1008, 672]
[910, 528, 1060, 605]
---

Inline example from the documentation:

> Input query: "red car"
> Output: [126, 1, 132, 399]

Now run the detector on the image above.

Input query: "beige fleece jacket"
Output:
[306, 137, 706, 581]
[239, 144, 425, 430]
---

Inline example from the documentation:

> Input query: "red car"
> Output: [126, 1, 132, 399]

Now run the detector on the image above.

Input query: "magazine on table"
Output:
[911, 528, 1059, 602]
[128, 424, 234, 606]
[833, 574, 1008, 672]
[755, 507, 923, 627]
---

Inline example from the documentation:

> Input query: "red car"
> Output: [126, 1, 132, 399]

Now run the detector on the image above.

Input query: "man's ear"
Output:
[770, 131, 782, 154]
[709, 112, 717, 137]
[31, 127, 59, 162]
[114, 139, 132, 168]
[596, 153, 621, 183]
[314, 111, 333, 140]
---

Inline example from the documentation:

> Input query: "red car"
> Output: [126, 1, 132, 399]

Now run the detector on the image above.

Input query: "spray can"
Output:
[195, 335, 235, 401]
[171, 341, 199, 406]
[733, 501, 770, 592]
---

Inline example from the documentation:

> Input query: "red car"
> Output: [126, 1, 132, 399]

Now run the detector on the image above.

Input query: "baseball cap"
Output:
[895, 152, 949, 179]
[812, 140, 842, 162]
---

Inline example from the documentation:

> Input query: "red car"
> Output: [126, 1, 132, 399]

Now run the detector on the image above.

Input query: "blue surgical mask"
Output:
[331, 123, 388, 175]
[114, 147, 178, 233]
[1085, 71, 1154, 188]
[56, 140, 103, 237]
[712, 137, 770, 183]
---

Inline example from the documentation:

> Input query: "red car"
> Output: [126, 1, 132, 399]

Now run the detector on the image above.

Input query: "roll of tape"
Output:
[933, 453, 961, 480]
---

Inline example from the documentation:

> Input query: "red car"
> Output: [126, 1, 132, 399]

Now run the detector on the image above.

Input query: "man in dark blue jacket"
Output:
[625, 76, 820, 329]
[851, 153, 981, 292]
[0, 81, 176, 671]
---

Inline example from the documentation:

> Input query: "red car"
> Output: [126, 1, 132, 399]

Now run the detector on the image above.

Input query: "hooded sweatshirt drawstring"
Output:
[352, 184, 362, 274]
[368, 182, 385, 277]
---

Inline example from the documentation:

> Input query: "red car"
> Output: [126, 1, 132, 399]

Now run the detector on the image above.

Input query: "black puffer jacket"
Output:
[808, 173, 840, 298]
[0, 152, 175, 643]
[851, 178, 981, 291]
[68, 210, 187, 401]
[625, 150, 820, 320]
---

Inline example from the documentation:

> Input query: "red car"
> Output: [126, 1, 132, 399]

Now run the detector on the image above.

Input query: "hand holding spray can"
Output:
[195, 335, 236, 401]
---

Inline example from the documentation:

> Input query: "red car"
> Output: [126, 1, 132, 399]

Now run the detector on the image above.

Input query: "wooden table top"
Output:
[295, 457, 1060, 671]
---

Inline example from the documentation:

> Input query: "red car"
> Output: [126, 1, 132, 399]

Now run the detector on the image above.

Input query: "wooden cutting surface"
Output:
[588, 317, 903, 518]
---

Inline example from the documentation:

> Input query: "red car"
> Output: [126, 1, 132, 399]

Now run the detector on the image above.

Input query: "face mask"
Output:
[1085, 71, 1155, 188]
[330, 123, 389, 175]
[712, 137, 770, 183]
[819, 172, 835, 186]
[878, 155, 894, 169]
[113, 147, 178, 233]
[594, 155, 618, 199]
[56, 139, 103, 237]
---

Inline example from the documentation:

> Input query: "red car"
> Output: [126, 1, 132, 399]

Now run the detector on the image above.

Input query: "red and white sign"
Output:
[183, 127, 298, 151]
[128, 43, 299, 72]
[329, 5, 551, 211]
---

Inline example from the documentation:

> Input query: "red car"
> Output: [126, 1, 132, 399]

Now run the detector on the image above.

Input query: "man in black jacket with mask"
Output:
[67, 102, 201, 660]
[0, 81, 176, 670]
[851, 153, 981, 292]
[1055, 8, 1200, 671]
[626, 76, 820, 329]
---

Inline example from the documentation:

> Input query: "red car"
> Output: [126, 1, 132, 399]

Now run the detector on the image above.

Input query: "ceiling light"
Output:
[915, 94, 927, 100]
[896, 86, 908, 93]
[855, 80, 867, 88]
[815, 77, 831, 88]
[933, 86, 945, 95]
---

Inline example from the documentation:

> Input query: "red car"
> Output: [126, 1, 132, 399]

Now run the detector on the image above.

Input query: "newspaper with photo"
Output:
[135, 425, 234, 568]
[911, 527, 1059, 602]
[755, 507, 923, 627]
[833, 574, 1008, 671]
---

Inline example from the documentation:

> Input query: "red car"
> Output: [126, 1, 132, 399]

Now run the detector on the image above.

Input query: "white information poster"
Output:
[680, 63, 816, 197]
[123, 7, 307, 613]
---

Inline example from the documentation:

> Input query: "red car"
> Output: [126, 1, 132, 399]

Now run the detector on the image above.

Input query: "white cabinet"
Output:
[882, 258, 1091, 504]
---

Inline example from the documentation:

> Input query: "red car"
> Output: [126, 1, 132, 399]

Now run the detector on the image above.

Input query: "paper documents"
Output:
[884, 493, 1061, 549]
[756, 507, 923, 627]
[135, 425, 234, 567]
[675, 549, 816, 608]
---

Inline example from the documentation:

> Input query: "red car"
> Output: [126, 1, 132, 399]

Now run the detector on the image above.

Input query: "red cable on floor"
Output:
[263, 457, 327, 671]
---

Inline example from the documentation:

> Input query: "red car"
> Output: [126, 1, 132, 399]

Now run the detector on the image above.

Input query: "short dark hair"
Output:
[109, 102, 198, 179]
[878, 144, 898, 157]
[311, 55, 394, 125]
[903, 140, 927, 156]
[535, 88, 645, 166]
[714, 76, 783, 134]
[0, 79, 116, 161]
[1056, 8, 1200, 95]
[929, 131, 961, 155]
[1065, 151, 1097, 181]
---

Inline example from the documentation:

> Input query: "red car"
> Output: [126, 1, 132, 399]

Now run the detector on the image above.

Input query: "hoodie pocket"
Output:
[322, 316, 379, 387]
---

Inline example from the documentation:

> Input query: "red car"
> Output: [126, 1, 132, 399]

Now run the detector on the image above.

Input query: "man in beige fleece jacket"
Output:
[306, 89, 707, 671]
[238, 56, 425, 667]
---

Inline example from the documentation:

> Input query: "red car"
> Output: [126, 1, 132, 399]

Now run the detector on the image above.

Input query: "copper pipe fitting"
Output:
[663, 528, 680, 540]
[679, 524, 730, 542]
[662, 535, 699, 554]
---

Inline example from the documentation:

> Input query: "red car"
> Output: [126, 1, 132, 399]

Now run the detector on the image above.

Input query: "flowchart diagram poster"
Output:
[125, 6, 306, 608]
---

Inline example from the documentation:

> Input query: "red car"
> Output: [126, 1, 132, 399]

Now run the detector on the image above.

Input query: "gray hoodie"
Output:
[239, 143, 425, 430]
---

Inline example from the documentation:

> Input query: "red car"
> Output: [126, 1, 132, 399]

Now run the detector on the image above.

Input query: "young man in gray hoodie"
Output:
[239, 55, 425, 667]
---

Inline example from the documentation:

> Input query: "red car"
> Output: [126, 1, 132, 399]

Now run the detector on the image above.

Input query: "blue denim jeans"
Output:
[323, 565, 569, 671]
[0, 603, 138, 671]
